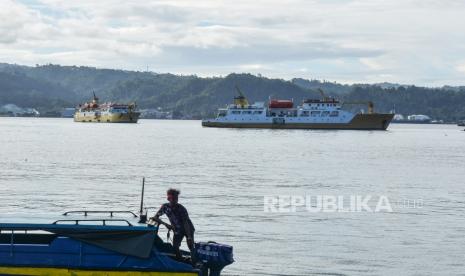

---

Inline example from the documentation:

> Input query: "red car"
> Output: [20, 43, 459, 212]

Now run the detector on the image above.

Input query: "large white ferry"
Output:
[202, 90, 394, 130]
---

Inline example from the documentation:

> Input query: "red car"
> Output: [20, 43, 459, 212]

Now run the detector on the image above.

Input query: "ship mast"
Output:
[92, 91, 99, 105]
[234, 85, 249, 107]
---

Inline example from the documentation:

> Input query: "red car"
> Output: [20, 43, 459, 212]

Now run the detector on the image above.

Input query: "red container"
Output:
[269, 99, 293, 108]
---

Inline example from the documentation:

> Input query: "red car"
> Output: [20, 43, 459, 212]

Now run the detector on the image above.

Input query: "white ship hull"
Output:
[202, 97, 394, 130]
[203, 113, 394, 130]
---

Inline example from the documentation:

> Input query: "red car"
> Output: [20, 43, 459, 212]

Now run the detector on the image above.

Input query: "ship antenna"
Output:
[235, 85, 244, 97]
[234, 85, 249, 107]
[138, 177, 147, 223]
[92, 91, 98, 102]
[317, 88, 331, 101]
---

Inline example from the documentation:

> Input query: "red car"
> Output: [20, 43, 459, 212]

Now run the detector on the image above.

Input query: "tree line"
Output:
[0, 63, 464, 121]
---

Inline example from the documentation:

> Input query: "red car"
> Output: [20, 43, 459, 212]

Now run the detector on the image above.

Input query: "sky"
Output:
[1, 0, 465, 86]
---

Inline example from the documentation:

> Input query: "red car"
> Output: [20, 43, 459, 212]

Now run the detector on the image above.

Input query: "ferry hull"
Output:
[74, 112, 140, 123]
[202, 113, 394, 130]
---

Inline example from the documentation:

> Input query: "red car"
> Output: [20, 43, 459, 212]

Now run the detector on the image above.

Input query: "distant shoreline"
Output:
[1, 115, 461, 125]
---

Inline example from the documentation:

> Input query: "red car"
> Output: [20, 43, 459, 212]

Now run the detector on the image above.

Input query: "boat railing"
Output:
[63, 210, 138, 217]
[53, 219, 133, 226]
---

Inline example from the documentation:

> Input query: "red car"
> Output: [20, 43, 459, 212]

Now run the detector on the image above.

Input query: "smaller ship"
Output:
[0, 179, 234, 276]
[202, 88, 394, 130]
[74, 93, 140, 123]
[0, 218, 233, 276]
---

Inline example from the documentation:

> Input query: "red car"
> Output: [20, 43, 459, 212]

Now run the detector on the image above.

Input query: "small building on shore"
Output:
[392, 113, 434, 124]
[0, 104, 40, 117]
[140, 108, 172, 119]
[61, 108, 75, 118]
[407, 114, 431, 122]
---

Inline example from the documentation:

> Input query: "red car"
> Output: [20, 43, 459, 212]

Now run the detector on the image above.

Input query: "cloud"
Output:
[359, 58, 384, 71]
[1, 0, 465, 85]
[456, 64, 465, 74]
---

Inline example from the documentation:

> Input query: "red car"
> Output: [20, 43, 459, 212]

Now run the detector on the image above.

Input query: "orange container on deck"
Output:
[269, 99, 293, 108]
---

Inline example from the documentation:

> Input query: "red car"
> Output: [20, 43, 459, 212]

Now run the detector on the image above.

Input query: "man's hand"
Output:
[186, 236, 194, 251]
[146, 217, 157, 227]
[165, 223, 175, 231]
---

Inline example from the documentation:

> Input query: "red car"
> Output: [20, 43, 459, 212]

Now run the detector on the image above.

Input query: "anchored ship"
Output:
[74, 93, 140, 123]
[202, 88, 394, 130]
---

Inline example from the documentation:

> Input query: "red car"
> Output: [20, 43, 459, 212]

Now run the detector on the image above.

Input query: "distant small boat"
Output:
[74, 93, 140, 123]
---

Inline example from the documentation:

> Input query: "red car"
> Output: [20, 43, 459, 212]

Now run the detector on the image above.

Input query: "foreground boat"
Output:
[202, 89, 394, 130]
[74, 93, 140, 123]
[0, 218, 233, 276]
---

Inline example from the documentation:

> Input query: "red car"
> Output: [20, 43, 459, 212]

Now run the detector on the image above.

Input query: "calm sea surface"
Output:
[1, 118, 464, 275]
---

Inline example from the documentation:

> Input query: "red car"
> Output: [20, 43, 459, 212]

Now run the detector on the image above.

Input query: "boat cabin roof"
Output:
[0, 222, 155, 232]
[0, 222, 158, 258]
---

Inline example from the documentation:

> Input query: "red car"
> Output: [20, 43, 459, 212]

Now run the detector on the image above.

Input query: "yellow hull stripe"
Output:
[0, 266, 198, 276]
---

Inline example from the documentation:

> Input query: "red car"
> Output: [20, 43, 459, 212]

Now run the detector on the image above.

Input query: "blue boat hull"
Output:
[0, 223, 232, 276]
[0, 230, 198, 275]
[0, 267, 197, 275]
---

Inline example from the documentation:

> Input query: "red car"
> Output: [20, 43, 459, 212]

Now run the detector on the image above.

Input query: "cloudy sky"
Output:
[1, 0, 465, 85]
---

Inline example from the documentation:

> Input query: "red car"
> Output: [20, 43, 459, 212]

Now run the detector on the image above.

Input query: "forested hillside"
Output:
[343, 86, 465, 122]
[0, 63, 464, 121]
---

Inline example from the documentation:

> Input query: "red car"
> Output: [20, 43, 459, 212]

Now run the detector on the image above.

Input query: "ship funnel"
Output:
[368, 101, 374, 114]
[318, 88, 331, 101]
[92, 91, 99, 104]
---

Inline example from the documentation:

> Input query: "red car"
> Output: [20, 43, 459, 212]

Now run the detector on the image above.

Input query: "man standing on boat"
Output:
[152, 188, 196, 262]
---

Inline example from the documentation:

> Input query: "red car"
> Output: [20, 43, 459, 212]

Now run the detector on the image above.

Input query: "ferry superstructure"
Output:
[74, 93, 140, 123]
[202, 91, 394, 130]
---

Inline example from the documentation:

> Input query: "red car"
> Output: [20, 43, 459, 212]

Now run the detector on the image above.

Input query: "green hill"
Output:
[0, 63, 464, 122]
